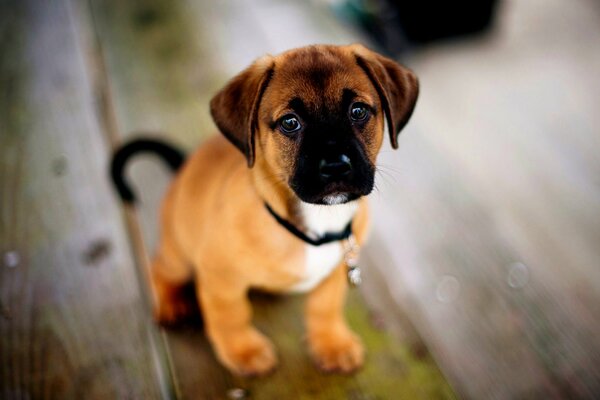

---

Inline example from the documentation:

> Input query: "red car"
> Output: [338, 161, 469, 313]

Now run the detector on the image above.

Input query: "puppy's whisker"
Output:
[376, 163, 402, 175]
[376, 170, 397, 186]
[372, 181, 381, 195]
[375, 167, 397, 189]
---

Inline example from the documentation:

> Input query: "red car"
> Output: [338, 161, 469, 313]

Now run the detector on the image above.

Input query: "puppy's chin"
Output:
[322, 194, 353, 205]
[291, 184, 371, 205]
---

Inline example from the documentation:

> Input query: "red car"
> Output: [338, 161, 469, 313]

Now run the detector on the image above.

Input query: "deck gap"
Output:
[77, 0, 180, 397]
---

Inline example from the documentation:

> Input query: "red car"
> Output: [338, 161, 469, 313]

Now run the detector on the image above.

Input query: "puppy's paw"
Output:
[308, 328, 364, 373]
[214, 328, 278, 377]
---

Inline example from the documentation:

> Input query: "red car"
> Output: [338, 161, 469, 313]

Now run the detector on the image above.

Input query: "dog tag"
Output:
[347, 264, 362, 287]
[344, 235, 362, 287]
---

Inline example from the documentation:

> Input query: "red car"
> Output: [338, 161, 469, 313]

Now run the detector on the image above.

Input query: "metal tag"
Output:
[344, 235, 362, 287]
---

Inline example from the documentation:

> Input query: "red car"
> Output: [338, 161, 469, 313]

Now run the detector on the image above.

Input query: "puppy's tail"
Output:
[110, 138, 186, 204]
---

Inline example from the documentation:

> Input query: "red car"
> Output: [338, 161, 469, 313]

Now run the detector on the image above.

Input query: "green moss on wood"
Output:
[223, 292, 457, 399]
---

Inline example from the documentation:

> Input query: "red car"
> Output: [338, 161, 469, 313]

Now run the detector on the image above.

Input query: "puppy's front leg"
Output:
[198, 276, 277, 376]
[305, 262, 364, 373]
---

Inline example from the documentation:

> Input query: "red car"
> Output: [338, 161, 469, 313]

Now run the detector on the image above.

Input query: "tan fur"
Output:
[149, 44, 418, 376]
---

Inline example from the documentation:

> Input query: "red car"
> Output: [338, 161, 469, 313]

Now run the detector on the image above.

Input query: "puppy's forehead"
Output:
[266, 46, 376, 115]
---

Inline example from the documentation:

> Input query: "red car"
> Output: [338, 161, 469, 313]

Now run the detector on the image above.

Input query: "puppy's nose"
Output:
[319, 154, 352, 181]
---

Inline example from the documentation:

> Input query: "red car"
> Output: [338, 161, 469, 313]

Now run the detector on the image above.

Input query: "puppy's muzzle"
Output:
[319, 154, 352, 182]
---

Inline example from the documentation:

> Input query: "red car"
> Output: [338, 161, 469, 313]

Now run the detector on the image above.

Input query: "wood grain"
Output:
[85, 0, 224, 251]
[162, 291, 454, 400]
[0, 0, 169, 398]
[370, 0, 600, 398]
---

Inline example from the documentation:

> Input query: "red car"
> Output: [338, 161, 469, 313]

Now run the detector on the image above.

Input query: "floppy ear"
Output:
[353, 46, 419, 149]
[210, 56, 274, 167]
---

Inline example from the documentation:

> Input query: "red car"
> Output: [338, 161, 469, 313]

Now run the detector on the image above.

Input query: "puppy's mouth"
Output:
[290, 180, 371, 205]
[322, 193, 353, 205]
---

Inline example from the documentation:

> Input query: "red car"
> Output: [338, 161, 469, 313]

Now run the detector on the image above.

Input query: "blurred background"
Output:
[1, 0, 599, 398]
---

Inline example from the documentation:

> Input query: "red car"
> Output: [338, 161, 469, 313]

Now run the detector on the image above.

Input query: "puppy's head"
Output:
[210, 44, 419, 205]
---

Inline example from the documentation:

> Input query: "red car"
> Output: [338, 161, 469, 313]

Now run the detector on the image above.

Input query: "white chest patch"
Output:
[288, 200, 358, 293]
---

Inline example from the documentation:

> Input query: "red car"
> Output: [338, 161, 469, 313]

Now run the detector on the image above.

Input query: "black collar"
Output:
[264, 202, 353, 246]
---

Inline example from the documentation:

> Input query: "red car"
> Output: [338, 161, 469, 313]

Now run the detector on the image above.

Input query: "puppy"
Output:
[111, 44, 418, 376]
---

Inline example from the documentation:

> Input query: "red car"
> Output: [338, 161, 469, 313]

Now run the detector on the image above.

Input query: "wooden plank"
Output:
[84, 0, 226, 251]
[369, 0, 600, 398]
[163, 290, 454, 399]
[0, 0, 170, 398]
[86, 0, 455, 398]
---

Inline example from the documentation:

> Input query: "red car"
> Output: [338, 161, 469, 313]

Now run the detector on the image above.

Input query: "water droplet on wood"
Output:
[507, 262, 529, 289]
[436, 275, 460, 303]
[4, 251, 20, 268]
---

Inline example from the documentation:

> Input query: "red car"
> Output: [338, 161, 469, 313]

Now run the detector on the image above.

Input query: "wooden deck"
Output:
[369, 0, 600, 398]
[1, 0, 599, 398]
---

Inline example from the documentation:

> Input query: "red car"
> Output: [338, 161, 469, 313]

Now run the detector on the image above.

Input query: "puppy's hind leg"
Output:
[150, 232, 196, 326]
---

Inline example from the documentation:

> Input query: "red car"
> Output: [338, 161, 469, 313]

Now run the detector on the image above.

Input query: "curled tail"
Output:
[110, 138, 186, 204]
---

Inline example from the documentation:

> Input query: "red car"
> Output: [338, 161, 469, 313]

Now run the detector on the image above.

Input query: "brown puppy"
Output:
[112, 44, 418, 376]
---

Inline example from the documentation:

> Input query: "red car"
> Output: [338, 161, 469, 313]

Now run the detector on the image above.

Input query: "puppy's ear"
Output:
[210, 56, 274, 167]
[353, 45, 419, 149]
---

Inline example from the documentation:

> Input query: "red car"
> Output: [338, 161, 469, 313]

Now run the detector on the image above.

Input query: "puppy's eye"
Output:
[350, 103, 369, 121]
[279, 114, 302, 134]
